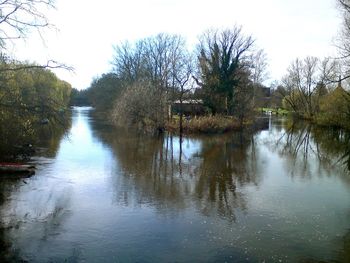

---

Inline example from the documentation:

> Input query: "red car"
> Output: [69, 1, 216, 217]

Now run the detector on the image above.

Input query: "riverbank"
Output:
[260, 106, 350, 131]
[283, 112, 350, 131]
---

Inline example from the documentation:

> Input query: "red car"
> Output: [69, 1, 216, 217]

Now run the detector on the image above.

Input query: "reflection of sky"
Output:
[53, 107, 115, 186]
[170, 136, 202, 161]
[1, 110, 350, 262]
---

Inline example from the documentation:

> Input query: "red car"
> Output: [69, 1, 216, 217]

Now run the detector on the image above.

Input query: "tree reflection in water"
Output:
[0, 179, 73, 262]
[0, 116, 72, 262]
[267, 118, 350, 180]
[92, 122, 263, 222]
[92, 117, 350, 221]
[0, 113, 349, 262]
[0, 110, 72, 161]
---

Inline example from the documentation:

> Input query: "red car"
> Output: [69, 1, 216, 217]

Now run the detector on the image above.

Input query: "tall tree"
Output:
[111, 33, 188, 131]
[86, 73, 121, 112]
[337, 0, 350, 82]
[112, 34, 186, 90]
[282, 57, 338, 117]
[195, 26, 254, 114]
[173, 53, 194, 135]
[0, 61, 72, 158]
[0, 0, 74, 159]
[250, 49, 269, 85]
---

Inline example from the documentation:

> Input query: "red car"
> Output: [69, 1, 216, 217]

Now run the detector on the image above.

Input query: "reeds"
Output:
[166, 115, 242, 134]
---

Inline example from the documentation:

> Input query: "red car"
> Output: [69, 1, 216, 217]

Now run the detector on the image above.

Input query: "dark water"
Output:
[0, 107, 350, 262]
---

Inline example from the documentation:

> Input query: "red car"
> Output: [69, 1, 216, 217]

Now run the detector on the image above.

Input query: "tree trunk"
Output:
[179, 97, 183, 135]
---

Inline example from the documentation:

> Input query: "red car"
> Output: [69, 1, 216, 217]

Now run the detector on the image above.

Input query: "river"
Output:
[0, 107, 350, 262]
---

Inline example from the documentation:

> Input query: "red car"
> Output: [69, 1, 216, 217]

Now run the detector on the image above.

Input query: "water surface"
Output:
[0, 107, 349, 262]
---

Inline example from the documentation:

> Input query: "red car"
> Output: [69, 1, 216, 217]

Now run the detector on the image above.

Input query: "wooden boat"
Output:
[0, 163, 35, 176]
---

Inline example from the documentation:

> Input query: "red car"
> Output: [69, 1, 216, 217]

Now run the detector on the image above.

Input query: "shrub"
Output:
[112, 81, 167, 133]
[318, 87, 350, 129]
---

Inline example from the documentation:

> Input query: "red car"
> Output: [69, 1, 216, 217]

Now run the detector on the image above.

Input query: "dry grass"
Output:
[166, 115, 242, 134]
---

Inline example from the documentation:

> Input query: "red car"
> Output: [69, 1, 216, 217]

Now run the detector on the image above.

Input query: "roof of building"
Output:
[173, 99, 203, 104]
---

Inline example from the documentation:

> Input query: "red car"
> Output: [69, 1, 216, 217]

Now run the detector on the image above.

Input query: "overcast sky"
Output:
[12, 0, 342, 90]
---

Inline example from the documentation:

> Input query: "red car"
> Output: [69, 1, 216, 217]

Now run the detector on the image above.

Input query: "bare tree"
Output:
[337, 0, 350, 59]
[112, 81, 167, 133]
[173, 53, 194, 135]
[0, 0, 55, 49]
[336, 0, 350, 83]
[111, 34, 188, 132]
[339, 0, 350, 11]
[112, 41, 146, 85]
[282, 57, 338, 117]
[250, 49, 269, 85]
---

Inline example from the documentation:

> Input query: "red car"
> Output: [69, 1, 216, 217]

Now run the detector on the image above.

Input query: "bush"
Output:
[318, 87, 350, 129]
[112, 81, 167, 133]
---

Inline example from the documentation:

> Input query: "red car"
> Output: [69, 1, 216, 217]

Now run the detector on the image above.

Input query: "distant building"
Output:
[171, 99, 205, 116]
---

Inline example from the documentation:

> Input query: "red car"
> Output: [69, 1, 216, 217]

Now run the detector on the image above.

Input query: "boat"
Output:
[0, 163, 36, 176]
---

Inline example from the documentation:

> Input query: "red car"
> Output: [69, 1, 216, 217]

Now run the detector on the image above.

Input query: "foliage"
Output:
[69, 88, 89, 106]
[85, 73, 121, 112]
[282, 57, 338, 118]
[110, 33, 188, 132]
[112, 81, 167, 133]
[84, 29, 268, 132]
[196, 27, 255, 115]
[0, 59, 72, 159]
[269, 85, 287, 109]
[318, 86, 350, 128]
[0, 0, 75, 159]
[279, 54, 350, 130]
[232, 69, 255, 125]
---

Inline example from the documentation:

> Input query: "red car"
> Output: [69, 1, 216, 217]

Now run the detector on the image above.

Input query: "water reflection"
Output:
[192, 132, 260, 221]
[0, 109, 73, 262]
[263, 119, 350, 186]
[90, 115, 350, 262]
[0, 109, 349, 262]
[0, 109, 71, 161]
[92, 123, 264, 222]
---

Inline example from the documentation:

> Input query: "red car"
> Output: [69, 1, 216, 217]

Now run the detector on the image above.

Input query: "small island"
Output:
[0, 0, 350, 262]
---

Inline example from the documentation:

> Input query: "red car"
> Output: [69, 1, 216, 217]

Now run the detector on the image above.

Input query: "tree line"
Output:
[276, 0, 350, 129]
[75, 0, 350, 133]
[0, 0, 73, 159]
[0, 56, 72, 158]
[79, 27, 269, 133]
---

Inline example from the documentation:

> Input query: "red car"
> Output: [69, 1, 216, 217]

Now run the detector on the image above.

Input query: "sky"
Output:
[11, 0, 343, 90]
